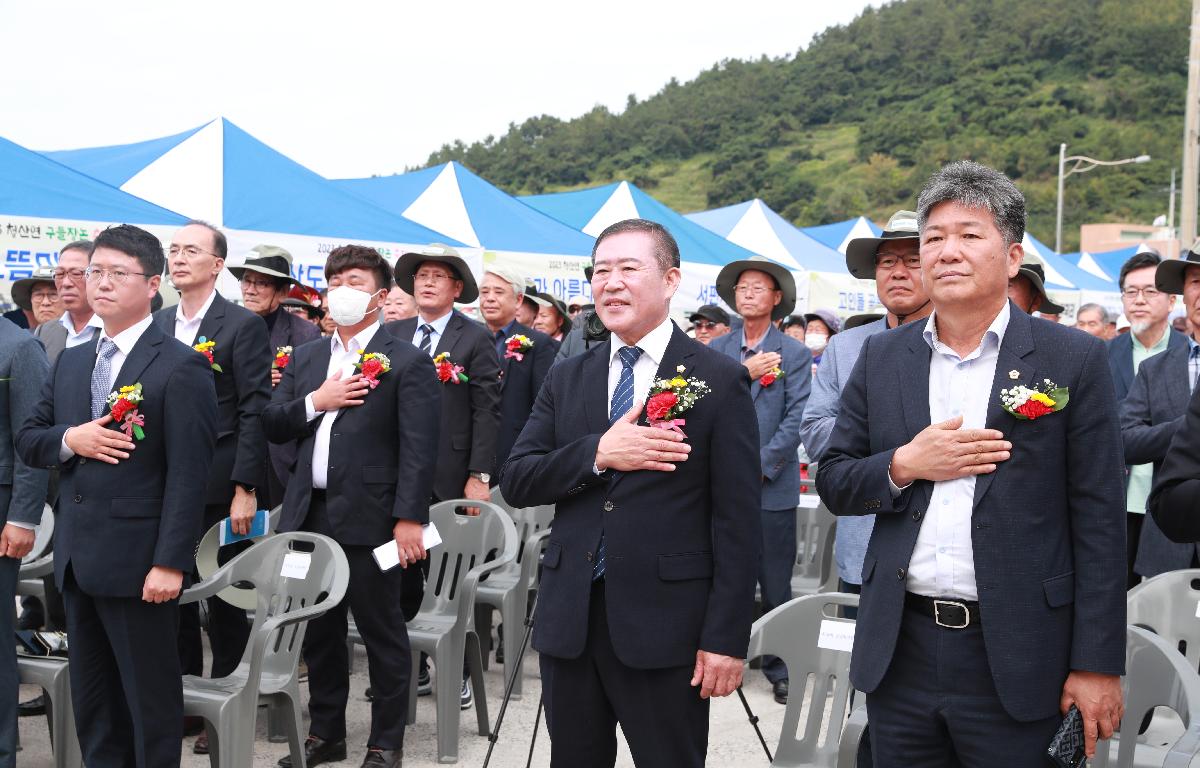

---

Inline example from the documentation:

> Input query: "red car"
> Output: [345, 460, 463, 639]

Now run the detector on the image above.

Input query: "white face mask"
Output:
[327, 285, 380, 327]
[806, 333, 828, 353]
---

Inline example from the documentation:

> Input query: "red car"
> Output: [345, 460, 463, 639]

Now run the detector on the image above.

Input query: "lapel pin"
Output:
[1008, 369, 1020, 380]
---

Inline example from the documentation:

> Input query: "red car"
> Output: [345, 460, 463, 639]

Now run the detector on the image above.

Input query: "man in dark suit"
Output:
[157, 221, 272, 751]
[16, 224, 217, 768]
[501, 219, 761, 768]
[709, 254, 811, 704]
[478, 264, 555, 475]
[817, 161, 1126, 765]
[1106, 249, 1186, 587]
[264, 245, 440, 768]
[1123, 247, 1200, 577]
[230, 245, 321, 507]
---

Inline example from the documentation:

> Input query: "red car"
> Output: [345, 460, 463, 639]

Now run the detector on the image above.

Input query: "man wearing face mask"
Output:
[709, 255, 811, 705]
[264, 245, 440, 768]
[802, 309, 839, 365]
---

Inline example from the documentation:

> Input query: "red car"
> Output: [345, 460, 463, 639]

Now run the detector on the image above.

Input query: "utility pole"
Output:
[1180, 0, 1200, 250]
[1170, 167, 1178, 259]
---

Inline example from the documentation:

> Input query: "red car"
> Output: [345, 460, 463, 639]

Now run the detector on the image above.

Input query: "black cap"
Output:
[689, 304, 730, 326]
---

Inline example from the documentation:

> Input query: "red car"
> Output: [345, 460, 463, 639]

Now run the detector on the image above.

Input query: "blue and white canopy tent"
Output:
[43, 119, 462, 293]
[0, 133, 187, 297]
[1022, 232, 1122, 321]
[522, 181, 774, 314]
[334, 162, 596, 303]
[687, 200, 887, 317]
[801, 217, 882, 254]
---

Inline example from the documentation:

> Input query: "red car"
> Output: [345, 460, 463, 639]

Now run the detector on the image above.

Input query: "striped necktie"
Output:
[419, 324, 434, 356]
[91, 339, 118, 420]
[594, 345, 643, 581]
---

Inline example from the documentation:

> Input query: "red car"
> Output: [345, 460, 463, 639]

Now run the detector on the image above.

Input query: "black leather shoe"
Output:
[193, 731, 209, 755]
[17, 695, 45, 717]
[772, 678, 789, 705]
[361, 747, 402, 767]
[495, 629, 505, 664]
[278, 736, 348, 767]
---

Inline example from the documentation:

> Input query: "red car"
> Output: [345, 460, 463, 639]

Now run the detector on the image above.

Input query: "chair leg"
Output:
[407, 648, 419, 726]
[433, 642, 463, 764]
[267, 699, 288, 743]
[501, 590, 523, 700]
[204, 722, 220, 768]
[281, 691, 307, 768]
[51, 671, 79, 768]
[474, 604, 492, 671]
[467, 631, 490, 737]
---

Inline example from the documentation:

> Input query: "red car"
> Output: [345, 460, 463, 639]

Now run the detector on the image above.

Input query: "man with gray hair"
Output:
[1075, 303, 1110, 338]
[480, 264, 556, 476]
[818, 160, 1126, 765]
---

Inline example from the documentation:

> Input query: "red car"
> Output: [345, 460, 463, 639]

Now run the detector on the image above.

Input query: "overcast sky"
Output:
[1, 1, 874, 179]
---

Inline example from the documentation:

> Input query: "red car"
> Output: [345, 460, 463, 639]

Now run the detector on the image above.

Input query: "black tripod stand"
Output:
[482, 595, 541, 768]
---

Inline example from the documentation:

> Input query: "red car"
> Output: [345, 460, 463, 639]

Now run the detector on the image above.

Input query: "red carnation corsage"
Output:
[354, 350, 391, 390]
[106, 383, 146, 440]
[193, 337, 222, 373]
[504, 334, 534, 361]
[433, 352, 468, 384]
[644, 365, 710, 438]
[273, 346, 293, 369]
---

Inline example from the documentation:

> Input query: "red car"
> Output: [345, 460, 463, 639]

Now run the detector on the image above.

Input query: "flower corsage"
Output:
[1000, 378, 1069, 421]
[433, 352, 468, 385]
[107, 383, 146, 440]
[504, 334, 534, 361]
[760, 365, 784, 387]
[355, 350, 391, 390]
[273, 346, 293, 369]
[644, 365, 711, 437]
[193, 337, 222, 373]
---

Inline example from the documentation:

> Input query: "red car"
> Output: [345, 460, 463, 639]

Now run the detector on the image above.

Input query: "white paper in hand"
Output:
[372, 524, 442, 572]
[281, 552, 311, 580]
[798, 494, 821, 509]
[817, 619, 855, 652]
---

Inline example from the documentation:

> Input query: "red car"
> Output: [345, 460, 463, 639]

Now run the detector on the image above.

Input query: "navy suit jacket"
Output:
[262, 328, 441, 545]
[16, 320, 217, 597]
[155, 292, 271, 505]
[493, 322, 555, 476]
[1107, 327, 1188, 403]
[386, 311, 500, 499]
[0, 319, 49, 526]
[709, 324, 812, 509]
[816, 307, 1126, 722]
[263, 306, 322, 494]
[500, 324, 762, 668]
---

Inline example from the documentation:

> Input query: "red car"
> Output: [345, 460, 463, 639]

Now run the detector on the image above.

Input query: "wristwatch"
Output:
[236, 483, 257, 495]
[470, 472, 491, 484]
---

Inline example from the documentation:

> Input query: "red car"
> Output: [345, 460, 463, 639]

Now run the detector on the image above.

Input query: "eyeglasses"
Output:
[693, 320, 718, 330]
[30, 289, 58, 304]
[1122, 287, 1163, 300]
[84, 267, 154, 284]
[876, 254, 922, 270]
[240, 276, 276, 291]
[734, 284, 776, 296]
[167, 245, 217, 259]
[414, 271, 456, 284]
[53, 268, 86, 283]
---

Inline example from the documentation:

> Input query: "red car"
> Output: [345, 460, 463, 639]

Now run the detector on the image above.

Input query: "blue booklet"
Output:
[219, 509, 269, 546]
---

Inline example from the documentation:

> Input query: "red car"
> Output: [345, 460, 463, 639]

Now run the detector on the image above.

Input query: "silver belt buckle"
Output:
[933, 599, 970, 629]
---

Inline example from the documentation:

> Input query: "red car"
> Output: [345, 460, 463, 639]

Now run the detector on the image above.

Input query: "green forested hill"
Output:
[422, 0, 1189, 252]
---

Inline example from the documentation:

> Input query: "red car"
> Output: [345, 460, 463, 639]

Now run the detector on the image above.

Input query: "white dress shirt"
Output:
[59, 314, 155, 462]
[410, 310, 453, 355]
[607, 317, 675, 417]
[173, 289, 217, 346]
[58, 311, 104, 349]
[905, 303, 1010, 601]
[305, 323, 382, 489]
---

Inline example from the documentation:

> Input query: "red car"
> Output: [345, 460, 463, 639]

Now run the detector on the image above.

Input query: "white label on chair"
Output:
[281, 552, 311, 580]
[817, 619, 855, 652]
[799, 495, 821, 509]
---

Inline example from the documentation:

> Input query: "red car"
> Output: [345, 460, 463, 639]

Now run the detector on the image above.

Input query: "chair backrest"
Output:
[1127, 569, 1200, 675]
[194, 505, 285, 610]
[489, 488, 554, 573]
[1093, 625, 1200, 768]
[21, 503, 53, 565]
[216, 532, 348, 690]
[794, 497, 836, 590]
[419, 500, 518, 624]
[747, 592, 860, 768]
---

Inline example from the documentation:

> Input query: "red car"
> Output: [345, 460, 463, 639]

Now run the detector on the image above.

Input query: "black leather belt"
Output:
[905, 592, 980, 629]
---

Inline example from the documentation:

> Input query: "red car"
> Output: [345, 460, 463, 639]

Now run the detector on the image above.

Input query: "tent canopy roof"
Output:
[687, 198, 849, 273]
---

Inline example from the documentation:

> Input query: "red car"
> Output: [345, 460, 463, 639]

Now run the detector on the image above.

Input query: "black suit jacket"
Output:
[16, 321, 217, 597]
[492, 322, 555, 476]
[817, 307, 1127, 722]
[1148, 367, 1200, 543]
[261, 328, 441, 546]
[264, 306, 322, 493]
[1120, 342, 1200, 575]
[1106, 327, 1188, 403]
[155, 293, 271, 505]
[500, 324, 762, 669]
[386, 311, 500, 500]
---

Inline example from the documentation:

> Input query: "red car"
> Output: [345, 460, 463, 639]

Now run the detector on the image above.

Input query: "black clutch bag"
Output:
[1047, 704, 1086, 768]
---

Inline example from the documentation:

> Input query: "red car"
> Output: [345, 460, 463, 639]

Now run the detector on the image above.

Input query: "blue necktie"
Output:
[594, 345, 643, 581]
[419, 324, 434, 356]
[91, 339, 118, 420]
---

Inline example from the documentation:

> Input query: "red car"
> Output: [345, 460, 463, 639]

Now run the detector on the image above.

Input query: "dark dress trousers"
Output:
[262, 328, 440, 749]
[156, 292, 272, 679]
[265, 305, 322, 506]
[817, 309, 1126, 765]
[385, 310, 500, 501]
[1120, 342, 1200, 575]
[500, 324, 761, 768]
[492, 321, 555, 476]
[17, 320, 217, 768]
